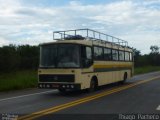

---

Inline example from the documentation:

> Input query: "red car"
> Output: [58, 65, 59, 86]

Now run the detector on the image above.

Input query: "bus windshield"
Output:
[40, 44, 80, 68]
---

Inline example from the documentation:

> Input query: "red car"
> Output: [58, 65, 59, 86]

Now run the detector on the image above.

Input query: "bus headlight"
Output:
[47, 84, 50, 88]
[71, 85, 74, 88]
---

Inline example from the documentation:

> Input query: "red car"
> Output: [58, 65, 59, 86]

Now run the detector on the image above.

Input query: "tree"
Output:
[150, 45, 159, 54]
[133, 48, 141, 67]
[0, 44, 39, 73]
[0, 44, 20, 72]
[149, 45, 160, 66]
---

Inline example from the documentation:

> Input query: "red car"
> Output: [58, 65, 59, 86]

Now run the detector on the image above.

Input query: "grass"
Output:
[134, 66, 160, 75]
[0, 70, 37, 92]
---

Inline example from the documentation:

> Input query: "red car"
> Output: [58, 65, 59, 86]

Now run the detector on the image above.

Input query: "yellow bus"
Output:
[38, 29, 134, 92]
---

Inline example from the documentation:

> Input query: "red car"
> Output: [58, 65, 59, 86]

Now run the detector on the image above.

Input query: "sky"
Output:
[0, 0, 160, 54]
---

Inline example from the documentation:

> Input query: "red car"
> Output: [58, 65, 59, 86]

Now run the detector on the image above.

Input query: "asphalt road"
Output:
[0, 71, 160, 120]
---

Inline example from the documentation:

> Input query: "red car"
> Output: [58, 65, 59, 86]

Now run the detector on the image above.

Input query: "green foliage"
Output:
[0, 45, 19, 72]
[0, 70, 37, 91]
[150, 45, 159, 54]
[17, 45, 39, 69]
[0, 45, 39, 91]
[134, 66, 160, 75]
[0, 44, 39, 73]
[134, 45, 160, 67]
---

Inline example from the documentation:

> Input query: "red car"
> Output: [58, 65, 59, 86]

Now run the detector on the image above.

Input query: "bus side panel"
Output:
[78, 73, 91, 90]
[127, 69, 132, 79]
[79, 67, 94, 90]
[119, 69, 132, 81]
[80, 72, 113, 89]
[97, 72, 113, 86]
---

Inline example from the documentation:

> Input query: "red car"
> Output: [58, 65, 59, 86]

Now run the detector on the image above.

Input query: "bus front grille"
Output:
[39, 74, 75, 82]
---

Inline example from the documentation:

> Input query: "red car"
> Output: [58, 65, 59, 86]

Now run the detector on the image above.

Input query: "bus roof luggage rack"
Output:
[53, 28, 128, 47]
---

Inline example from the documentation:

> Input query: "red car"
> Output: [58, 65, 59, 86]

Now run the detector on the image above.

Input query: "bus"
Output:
[38, 29, 134, 92]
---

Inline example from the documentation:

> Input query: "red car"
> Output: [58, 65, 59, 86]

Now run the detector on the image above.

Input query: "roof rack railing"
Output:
[53, 28, 128, 47]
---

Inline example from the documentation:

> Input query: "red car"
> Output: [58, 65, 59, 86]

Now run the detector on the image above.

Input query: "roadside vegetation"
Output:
[0, 70, 37, 91]
[134, 66, 160, 75]
[134, 45, 160, 74]
[0, 44, 160, 91]
[0, 45, 39, 91]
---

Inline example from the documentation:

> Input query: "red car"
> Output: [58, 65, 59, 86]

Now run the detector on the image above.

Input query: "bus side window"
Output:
[125, 52, 130, 61]
[86, 47, 92, 59]
[112, 49, 118, 61]
[104, 48, 112, 60]
[81, 46, 93, 68]
[94, 46, 103, 60]
[130, 52, 133, 61]
[119, 51, 125, 61]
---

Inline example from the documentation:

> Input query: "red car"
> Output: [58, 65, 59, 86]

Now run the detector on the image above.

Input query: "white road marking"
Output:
[0, 90, 56, 102]
[156, 105, 160, 110]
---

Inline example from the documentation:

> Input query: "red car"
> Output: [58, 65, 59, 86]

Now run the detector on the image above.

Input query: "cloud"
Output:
[69, 1, 82, 6]
[0, 0, 160, 54]
[0, 0, 21, 17]
[0, 37, 10, 46]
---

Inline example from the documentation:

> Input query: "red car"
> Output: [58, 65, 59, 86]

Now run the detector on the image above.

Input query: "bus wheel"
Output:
[88, 78, 97, 92]
[120, 72, 127, 84]
[58, 88, 66, 93]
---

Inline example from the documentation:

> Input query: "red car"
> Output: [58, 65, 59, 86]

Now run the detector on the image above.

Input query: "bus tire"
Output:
[58, 88, 66, 93]
[120, 72, 127, 84]
[88, 77, 98, 92]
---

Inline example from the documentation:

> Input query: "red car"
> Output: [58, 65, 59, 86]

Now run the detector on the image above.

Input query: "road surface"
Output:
[0, 71, 160, 120]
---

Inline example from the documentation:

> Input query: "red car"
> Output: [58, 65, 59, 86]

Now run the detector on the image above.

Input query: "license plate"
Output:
[52, 84, 59, 88]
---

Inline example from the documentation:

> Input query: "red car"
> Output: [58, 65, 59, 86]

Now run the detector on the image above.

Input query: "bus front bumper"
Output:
[38, 82, 81, 90]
